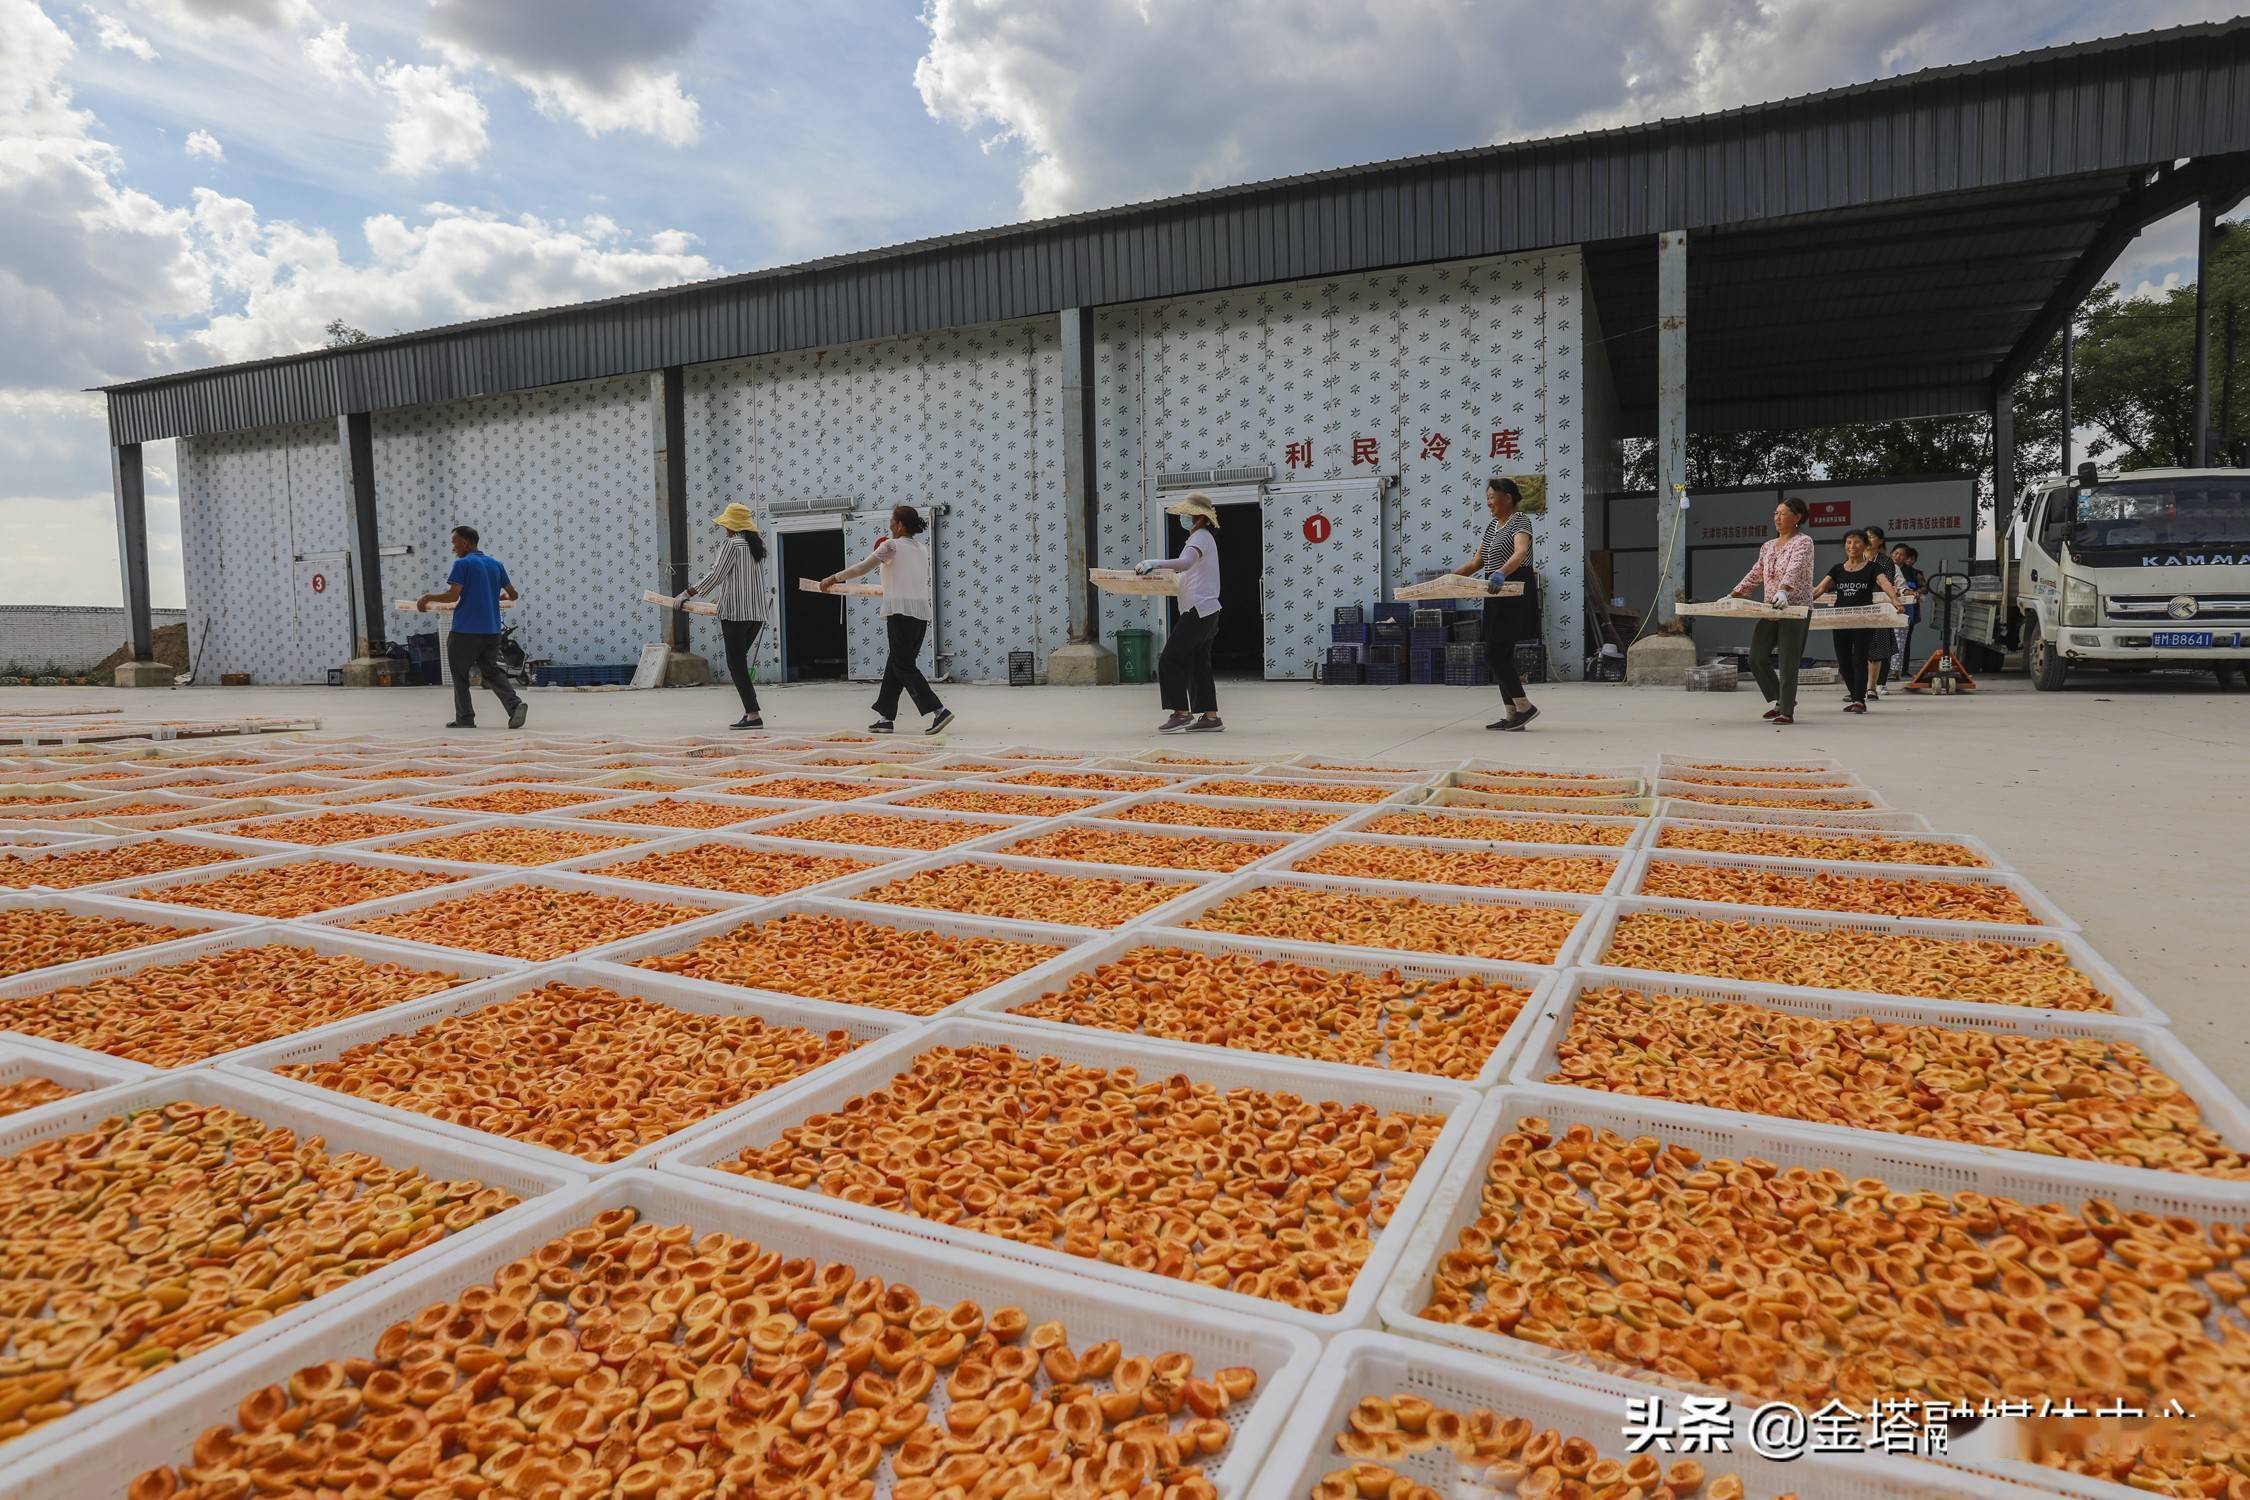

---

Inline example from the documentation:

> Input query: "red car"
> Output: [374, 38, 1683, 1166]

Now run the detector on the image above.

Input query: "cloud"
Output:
[82, 5, 154, 58]
[426, 0, 708, 145]
[184, 194, 718, 364]
[0, 388, 183, 608]
[378, 61, 487, 176]
[135, 0, 312, 30]
[913, 0, 2237, 220]
[183, 126, 221, 160]
[302, 19, 367, 88]
[0, 0, 209, 388]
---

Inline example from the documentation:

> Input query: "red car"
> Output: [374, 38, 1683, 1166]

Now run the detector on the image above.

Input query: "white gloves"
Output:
[1134, 559, 1161, 576]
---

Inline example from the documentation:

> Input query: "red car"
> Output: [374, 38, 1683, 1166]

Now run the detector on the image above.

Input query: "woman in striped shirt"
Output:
[1730, 496, 1814, 724]
[1451, 478, 1540, 730]
[683, 502, 771, 729]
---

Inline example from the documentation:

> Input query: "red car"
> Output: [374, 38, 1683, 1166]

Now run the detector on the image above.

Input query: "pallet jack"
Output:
[1903, 571, 1978, 694]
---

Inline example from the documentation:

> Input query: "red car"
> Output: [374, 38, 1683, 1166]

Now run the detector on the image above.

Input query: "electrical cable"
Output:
[1629, 483, 1690, 642]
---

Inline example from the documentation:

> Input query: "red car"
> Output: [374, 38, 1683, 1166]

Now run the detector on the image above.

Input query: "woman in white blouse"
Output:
[824, 504, 953, 736]
[1136, 492, 1225, 734]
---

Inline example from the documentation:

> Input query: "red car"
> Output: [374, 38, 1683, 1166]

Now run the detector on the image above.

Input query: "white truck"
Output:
[1961, 465, 2250, 690]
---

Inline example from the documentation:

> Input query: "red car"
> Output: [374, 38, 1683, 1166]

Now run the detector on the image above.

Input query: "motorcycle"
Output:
[494, 623, 536, 688]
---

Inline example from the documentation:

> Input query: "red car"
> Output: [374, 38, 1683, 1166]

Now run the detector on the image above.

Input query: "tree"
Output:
[323, 319, 372, 348]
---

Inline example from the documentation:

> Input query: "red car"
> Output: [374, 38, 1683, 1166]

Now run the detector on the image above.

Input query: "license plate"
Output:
[2152, 631, 2215, 649]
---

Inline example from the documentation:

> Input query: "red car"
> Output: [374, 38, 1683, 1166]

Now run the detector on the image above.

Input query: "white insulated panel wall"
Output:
[176, 420, 353, 683]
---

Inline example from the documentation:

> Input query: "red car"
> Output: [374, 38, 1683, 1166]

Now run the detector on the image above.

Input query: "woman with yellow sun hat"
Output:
[1136, 491, 1226, 733]
[682, 502, 772, 729]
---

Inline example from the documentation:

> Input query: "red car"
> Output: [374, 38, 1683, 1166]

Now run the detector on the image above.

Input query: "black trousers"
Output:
[873, 614, 942, 719]
[445, 630, 521, 723]
[1835, 627, 1877, 703]
[720, 619, 763, 715]
[1482, 589, 1538, 702]
[1159, 608, 1222, 713]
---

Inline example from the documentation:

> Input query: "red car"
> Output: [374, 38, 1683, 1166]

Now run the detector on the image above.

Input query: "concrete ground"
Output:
[12, 671, 2245, 1093]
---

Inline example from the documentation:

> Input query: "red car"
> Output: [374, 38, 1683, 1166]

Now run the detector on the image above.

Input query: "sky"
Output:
[1, 0, 2239, 608]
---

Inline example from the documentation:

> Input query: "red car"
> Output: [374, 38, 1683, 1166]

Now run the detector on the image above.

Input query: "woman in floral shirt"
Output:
[1731, 497, 1814, 724]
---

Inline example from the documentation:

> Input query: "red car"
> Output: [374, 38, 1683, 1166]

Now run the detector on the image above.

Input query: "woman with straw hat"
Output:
[1135, 492, 1226, 734]
[682, 502, 772, 729]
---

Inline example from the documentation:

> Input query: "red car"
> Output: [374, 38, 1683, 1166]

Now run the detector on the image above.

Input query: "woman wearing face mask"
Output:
[823, 503, 953, 736]
[1137, 493, 1226, 734]
[681, 502, 771, 730]
[1451, 478, 1540, 730]
[1731, 497, 1815, 724]
[1812, 527, 1903, 714]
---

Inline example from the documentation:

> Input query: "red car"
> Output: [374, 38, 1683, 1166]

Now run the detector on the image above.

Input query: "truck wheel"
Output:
[2218, 665, 2248, 690]
[2025, 621, 2068, 691]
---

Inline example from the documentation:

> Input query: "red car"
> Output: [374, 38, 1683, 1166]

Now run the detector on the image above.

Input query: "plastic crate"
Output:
[1625, 848, 2074, 929]
[1149, 869, 1603, 969]
[1364, 664, 1406, 685]
[1373, 602, 1413, 629]
[657, 1016, 1481, 1336]
[218, 960, 918, 1176]
[1409, 653, 1441, 684]
[550, 830, 919, 897]
[1329, 621, 1369, 644]
[295, 868, 758, 965]
[1643, 817, 2008, 871]
[1376, 1088, 2250, 1500]
[1513, 964, 2248, 1197]
[1364, 643, 1406, 667]
[1245, 1330, 2008, 1500]
[1661, 796, 1932, 830]
[533, 662, 634, 687]
[1408, 627, 1448, 649]
[1512, 640, 1548, 683]
[817, 850, 1225, 931]
[1333, 603, 1366, 625]
[95, 847, 488, 924]
[0, 888, 263, 982]
[1280, 829, 1632, 897]
[1007, 648, 1036, 685]
[0, 1069, 582, 1477]
[1411, 607, 1446, 630]
[1449, 616, 1483, 642]
[964, 926, 1555, 1089]
[1321, 662, 1364, 684]
[1576, 897, 2164, 1023]
[1443, 659, 1491, 686]
[1323, 643, 1363, 664]
[740, 802, 1035, 853]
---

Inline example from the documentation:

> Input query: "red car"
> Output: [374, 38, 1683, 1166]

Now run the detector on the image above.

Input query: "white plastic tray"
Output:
[1, 829, 286, 889]
[0, 788, 225, 832]
[0, 921, 521, 1071]
[1644, 816, 2010, 871]
[659, 1015, 1481, 1336]
[872, 776, 1131, 816]
[1278, 828, 1633, 896]
[714, 770, 919, 802]
[0, 887, 262, 981]
[735, 800, 1035, 853]
[1378, 1088, 2250, 1496]
[1658, 765, 1865, 789]
[962, 924, 1557, 1088]
[1093, 789, 1362, 834]
[1178, 772, 1423, 807]
[1151, 870, 1604, 969]
[1660, 752, 1847, 775]
[340, 812, 658, 866]
[0, 1170, 1321, 1499]
[0, 1068, 581, 1479]
[298, 867, 757, 963]
[1512, 965, 2248, 1198]
[388, 782, 640, 817]
[1335, 800, 1649, 848]
[548, 828, 916, 899]
[1244, 1329, 2021, 1500]
[220, 959, 918, 1175]
[0, 1035, 150, 1125]
[1659, 795, 1934, 830]
[1423, 785, 1658, 817]
[1655, 777, 1891, 809]
[99, 846, 488, 924]
[545, 787, 810, 833]
[986, 815, 1299, 873]
[596, 894, 1105, 1020]
[816, 850, 1226, 930]
[1577, 897, 2164, 1023]
[1624, 848, 2076, 929]
[1441, 769, 1646, 796]
[1454, 757, 1648, 781]
[188, 800, 491, 845]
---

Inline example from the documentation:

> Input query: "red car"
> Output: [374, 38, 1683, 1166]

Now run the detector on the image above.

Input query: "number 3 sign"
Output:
[311, 573, 327, 593]
[1302, 514, 1332, 544]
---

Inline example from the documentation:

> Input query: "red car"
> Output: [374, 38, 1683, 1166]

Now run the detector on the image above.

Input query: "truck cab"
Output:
[1982, 467, 2250, 690]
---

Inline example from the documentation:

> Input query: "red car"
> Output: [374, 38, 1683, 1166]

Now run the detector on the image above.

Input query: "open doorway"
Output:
[779, 528, 846, 680]
[1166, 503, 1265, 677]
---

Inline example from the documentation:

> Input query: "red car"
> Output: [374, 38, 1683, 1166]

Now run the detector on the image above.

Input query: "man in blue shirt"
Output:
[416, 525, 526, 729]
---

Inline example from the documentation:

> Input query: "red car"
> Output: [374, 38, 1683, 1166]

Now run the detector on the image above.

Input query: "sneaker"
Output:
[507, 702, 528, 730]
[445, 719, 476, 729]
[1844, 701, 1867, 713]
[1772, 713, 1794, 725]
[925, 707, 954, 736]
[1509, 705, 1539, 730]
[868, 719, 895, 734]
[1762, 707, 1781, 721]
[732, 716, 762, 730]
[1485, 717, 1515, 730]
[1157, 712, 1194, 734]
[1184, 715, 1224, 733]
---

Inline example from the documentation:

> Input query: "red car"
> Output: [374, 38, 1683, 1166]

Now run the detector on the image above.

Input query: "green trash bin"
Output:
[1114, 628, 1154, 684]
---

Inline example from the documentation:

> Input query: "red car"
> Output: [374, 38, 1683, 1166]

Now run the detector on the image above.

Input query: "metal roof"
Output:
[103, 16, 2250, 444]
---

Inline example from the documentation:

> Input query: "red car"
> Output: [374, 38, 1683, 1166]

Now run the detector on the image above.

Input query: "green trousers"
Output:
[1749, 615, 1811, 716]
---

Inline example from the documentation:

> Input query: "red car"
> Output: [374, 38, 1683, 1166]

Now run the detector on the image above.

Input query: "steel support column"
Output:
[2060, 319, 2074, 476]
[1655, 230, 1689, 622]
[110, 442, 153, 662]
[654, 366, 690, 652]
[2194, 198, 2216, 466]
[1060, 307, 1099, 643]
[341, 413, 385, 655]
[1992, 387, 2016, 545]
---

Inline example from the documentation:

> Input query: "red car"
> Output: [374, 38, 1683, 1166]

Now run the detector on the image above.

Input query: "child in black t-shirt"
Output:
[1814, 528, 1902, 711]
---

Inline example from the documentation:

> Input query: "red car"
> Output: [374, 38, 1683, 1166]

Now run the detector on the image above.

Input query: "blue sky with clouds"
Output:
[2, 0, 2238, 607]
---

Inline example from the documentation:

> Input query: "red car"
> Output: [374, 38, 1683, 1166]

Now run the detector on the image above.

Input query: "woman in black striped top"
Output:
[1451, 478, 1540, 730]
[683, 502, 771, 729]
